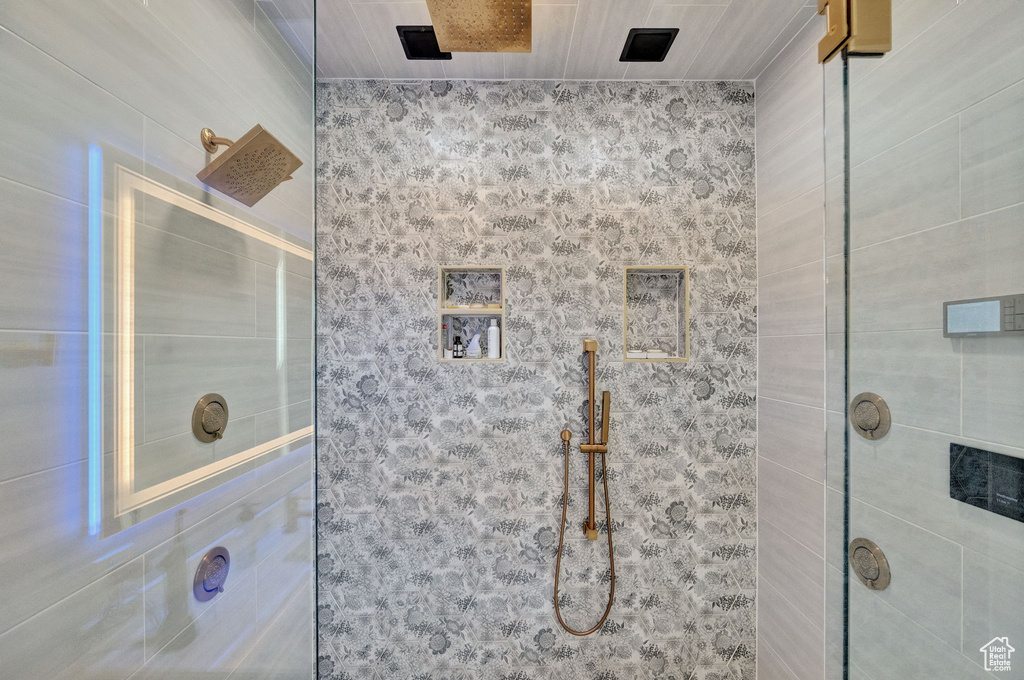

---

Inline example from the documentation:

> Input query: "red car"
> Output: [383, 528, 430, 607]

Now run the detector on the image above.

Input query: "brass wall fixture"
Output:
[196, 124, 303, 207]
[193, 546, 231, 602]
[849, 538, 891, 590]
[192, 393, 229, 443]
[424, 0, 532, 53]
[849, 392, 890, 440]
[554, 340, 615, 636]
[818, 0, 892, 63]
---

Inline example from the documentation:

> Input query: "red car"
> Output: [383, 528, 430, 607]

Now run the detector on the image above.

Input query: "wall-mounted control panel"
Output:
[944, 294, 1024, 337]
[950, 444, 1024, 524]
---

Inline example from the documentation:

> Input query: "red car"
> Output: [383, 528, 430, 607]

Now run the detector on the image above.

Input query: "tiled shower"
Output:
[315, 78, 758, 678]
[3, 1, 1024, 679]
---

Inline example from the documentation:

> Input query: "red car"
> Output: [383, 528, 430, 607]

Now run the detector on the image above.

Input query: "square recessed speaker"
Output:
[619, 28, 679, 62]
[396, 26, 453, 60]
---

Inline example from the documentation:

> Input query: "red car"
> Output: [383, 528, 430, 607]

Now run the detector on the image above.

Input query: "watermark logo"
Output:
[980, 637, 1015, 672]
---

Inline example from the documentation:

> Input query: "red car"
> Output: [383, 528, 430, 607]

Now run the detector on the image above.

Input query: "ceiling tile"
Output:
[350, 1, 446, 79]
[504, 4, 577, 79]
[443, 52, 505, 79]
[563, 0, 655, 80]
[623, 5, 727, 80]
[684, 0, 810, 79]
[317, 0, 384, 78]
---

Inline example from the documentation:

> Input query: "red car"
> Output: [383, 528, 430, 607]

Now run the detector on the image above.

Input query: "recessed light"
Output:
[619, 28, 680, 63]
[396, 25, 452, 60]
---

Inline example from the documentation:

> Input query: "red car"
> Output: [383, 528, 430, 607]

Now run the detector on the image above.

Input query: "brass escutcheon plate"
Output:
[849, 537, 890, 590]
[849, 392, 891, 440]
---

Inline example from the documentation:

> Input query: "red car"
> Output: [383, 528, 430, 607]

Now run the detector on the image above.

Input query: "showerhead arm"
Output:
[200, 128, 235, 153]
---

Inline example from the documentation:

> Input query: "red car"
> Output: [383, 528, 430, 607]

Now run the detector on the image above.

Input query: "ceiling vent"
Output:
[619, 28, 680, 62]
[396, 25, 452, 60]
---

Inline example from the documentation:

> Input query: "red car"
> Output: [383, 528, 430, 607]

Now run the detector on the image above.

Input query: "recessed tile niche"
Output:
[438, 266, 505, 362]
[623, 266, 689, 362]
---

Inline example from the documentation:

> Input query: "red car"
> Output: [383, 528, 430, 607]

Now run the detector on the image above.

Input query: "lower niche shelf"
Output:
[439, 313, 503, 361]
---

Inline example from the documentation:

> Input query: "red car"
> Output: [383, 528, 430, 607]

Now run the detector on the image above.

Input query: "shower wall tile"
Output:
[961, 79, 1024, 218]
[847, 0, 1024, 166]
[758, 397, 824, 482]
[754, 37, 820, 159]
[758, 335, 824, 408]
[758, 579, 824, 680]
[962, 549, 1024, 669]
[755, 26, 828, 680]
[0, 332, 87, 482]
[849, 117, 961, 250]
[757, 635, 801, 680]
[0, 1, 313, 676]
[142, 335, 311, 440]
[757, 185, 825, 277]
[752, 12, 822, 95]
[133, 224, 258, 337]
[962, 337, 1024, 449]
[848, 584, 992, 680]
[849, 329, 960, 435]
[0, 558, 145, 680]
[256, 264, 314, 339]
[0, 28, 145, 206]
[758, 260, 825, 338]
[850, 498, 962, 647]
[758, 518, 824, 620]
[756, 112, 825, 216]
[0, 179, 88, 333]
[758, 457, 824, 557]
[316, 78, 757, 679]
[849, 425, 1024, 569]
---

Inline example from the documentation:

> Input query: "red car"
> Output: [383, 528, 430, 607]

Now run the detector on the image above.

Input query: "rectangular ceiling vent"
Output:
[396, 25, 453, 60]
[619, 28, 679, 62]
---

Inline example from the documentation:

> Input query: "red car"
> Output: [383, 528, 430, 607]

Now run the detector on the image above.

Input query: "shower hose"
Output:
[553, 433, 616, 636]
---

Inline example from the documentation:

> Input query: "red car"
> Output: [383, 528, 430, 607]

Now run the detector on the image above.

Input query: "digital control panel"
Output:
[944, 294, 1024, 337]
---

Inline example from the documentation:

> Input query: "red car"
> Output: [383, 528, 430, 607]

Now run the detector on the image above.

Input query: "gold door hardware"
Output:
[818, 0, 892, 63]
[554, 340, 616, 636]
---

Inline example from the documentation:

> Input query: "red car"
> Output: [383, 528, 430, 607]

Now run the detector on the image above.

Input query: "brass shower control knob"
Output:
[192, 393, 229, 443]
[849, 538, 890, 590]
[849, 392, 891, 440]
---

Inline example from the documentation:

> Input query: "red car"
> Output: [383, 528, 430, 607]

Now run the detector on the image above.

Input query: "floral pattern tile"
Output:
[317, 78, 756, 679]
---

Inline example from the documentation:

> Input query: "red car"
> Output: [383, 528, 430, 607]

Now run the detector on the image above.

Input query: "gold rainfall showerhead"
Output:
[196, 124, 302, 207]
[425, 0, 532, 53]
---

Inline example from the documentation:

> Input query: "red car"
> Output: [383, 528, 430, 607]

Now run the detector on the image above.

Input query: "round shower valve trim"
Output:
[849, 392, 890, 440]
[192, 393, 229, 443]
[193, 546, 231, 602]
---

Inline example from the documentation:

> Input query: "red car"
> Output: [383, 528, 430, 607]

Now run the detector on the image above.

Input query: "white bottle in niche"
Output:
[487, 319, 500, 359]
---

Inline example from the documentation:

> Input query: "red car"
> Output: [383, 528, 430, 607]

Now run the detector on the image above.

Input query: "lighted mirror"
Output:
[95, 149, 313, 535]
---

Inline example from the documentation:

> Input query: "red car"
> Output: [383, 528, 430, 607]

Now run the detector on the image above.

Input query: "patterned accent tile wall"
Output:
[315, 79, 757, 679]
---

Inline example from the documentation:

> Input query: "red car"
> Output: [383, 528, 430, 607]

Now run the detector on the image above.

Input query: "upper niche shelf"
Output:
[623, 266, 689, 362]
[437, 266, 505, 362]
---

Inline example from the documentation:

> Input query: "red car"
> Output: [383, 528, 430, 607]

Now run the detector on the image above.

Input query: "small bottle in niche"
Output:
[487, 318, 500, 359]
[442, 324, 453, 359]
[452, 335, 465, 359]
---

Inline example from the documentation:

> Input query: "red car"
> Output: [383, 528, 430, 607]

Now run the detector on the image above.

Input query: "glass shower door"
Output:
[827, 2, 1024, 678]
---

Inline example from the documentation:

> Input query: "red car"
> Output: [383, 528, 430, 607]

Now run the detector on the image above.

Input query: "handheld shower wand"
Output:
[553, 339, 615, 636]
